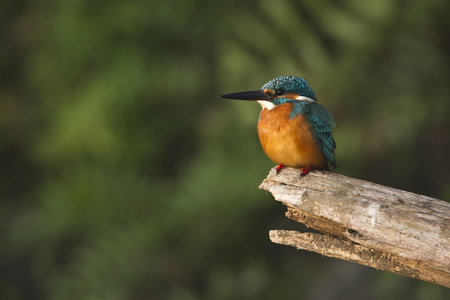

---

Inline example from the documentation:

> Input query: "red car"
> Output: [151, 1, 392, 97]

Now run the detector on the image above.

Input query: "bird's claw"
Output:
[276, 164, 285, 174]
[300, 165, 311, 177]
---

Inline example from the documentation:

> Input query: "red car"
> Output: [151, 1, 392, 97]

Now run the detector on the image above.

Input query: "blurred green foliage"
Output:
[1, 0, 449, 299]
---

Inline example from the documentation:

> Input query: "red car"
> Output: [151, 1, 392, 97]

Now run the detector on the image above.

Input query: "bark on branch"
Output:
[259, 167, 450, 288]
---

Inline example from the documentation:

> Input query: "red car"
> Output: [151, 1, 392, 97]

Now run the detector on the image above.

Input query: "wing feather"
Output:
[306, 103, 336, 168]
[290, 101, 336, 168]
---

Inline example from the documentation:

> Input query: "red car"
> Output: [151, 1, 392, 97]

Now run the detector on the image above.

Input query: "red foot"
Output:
[300, 165, 311, 177]
[276, 164, 285, 174]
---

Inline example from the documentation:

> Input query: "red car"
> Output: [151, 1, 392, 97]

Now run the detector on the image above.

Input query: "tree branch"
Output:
[259, 167, 450, 288]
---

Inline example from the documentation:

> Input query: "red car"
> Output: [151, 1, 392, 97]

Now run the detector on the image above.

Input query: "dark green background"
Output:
[1, 0, 449, 299]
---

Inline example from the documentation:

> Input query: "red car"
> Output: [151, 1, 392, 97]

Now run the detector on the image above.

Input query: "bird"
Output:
[220, 75, 336, 176]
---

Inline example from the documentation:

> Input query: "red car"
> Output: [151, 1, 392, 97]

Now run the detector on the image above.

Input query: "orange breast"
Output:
[257, 103, 329, 170]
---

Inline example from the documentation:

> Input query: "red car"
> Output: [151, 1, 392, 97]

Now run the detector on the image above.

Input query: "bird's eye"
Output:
[275, 88, 285, 96]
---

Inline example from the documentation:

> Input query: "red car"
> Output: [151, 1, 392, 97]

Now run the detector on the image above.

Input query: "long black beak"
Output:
[219, 90, 271, 101]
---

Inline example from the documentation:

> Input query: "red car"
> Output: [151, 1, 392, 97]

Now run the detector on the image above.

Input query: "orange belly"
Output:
[257, 103, 329, 170]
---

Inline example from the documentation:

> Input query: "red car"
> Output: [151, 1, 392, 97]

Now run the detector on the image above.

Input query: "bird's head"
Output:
[220, 75, 317, 110]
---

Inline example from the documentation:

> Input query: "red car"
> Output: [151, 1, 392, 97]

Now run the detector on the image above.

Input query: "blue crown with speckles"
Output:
[261, 76, 317, 101]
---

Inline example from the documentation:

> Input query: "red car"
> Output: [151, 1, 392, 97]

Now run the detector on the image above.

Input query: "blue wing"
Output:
[307, 103, 336, 167]
[290, 101, 336, 167]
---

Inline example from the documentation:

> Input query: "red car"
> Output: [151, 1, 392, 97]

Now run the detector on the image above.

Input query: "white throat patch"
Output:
[257, 100, 275, 110]
[257, 96, 315, 110]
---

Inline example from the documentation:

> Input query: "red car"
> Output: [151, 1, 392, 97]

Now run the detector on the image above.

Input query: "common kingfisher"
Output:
[220, 76, 336, 176]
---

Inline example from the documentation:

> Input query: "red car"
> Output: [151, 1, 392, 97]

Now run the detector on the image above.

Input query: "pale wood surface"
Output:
[259, 167, 450, 287]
